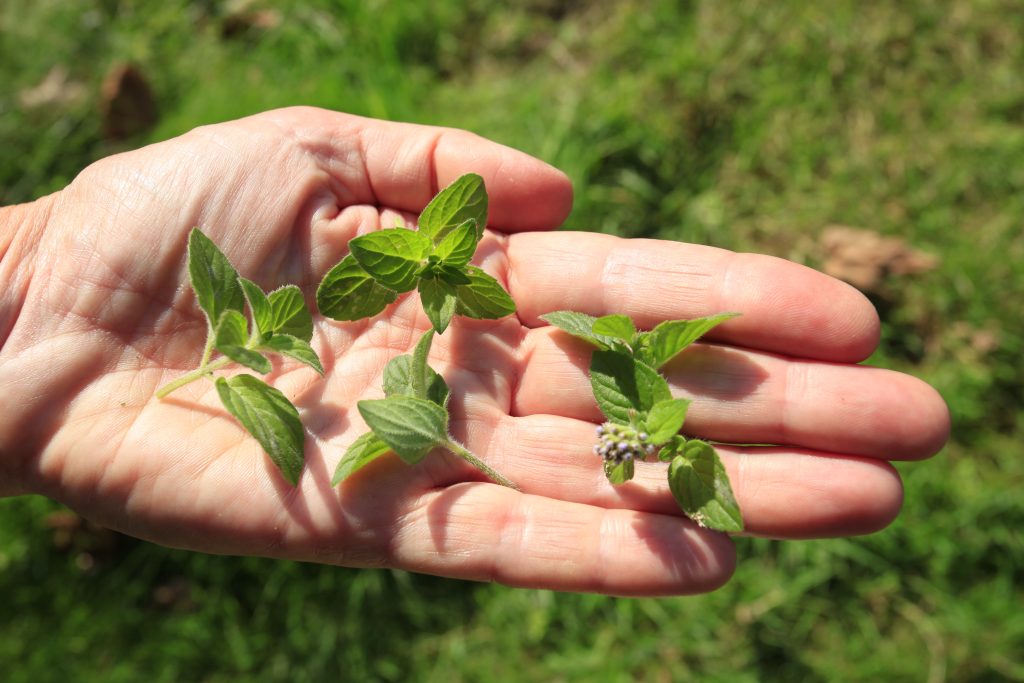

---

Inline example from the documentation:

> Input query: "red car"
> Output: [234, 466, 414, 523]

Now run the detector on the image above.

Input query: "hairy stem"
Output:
[445, 439, 520, 490]
[198, 324, 216, 368]
[155, 356, 232, 398]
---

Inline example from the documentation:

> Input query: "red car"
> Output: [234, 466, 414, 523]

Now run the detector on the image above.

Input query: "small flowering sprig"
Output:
[594, 423, 658, 465]
[541, 310, 744, 532]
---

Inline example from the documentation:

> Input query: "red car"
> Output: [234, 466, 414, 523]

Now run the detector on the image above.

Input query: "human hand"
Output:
[0, 107, 948, 595]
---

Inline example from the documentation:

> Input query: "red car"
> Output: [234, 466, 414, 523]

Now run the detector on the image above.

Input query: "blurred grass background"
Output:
[1, 0, 1022, 680]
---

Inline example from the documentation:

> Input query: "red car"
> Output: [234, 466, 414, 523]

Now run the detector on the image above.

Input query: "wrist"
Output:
[0, 194, 55, 497]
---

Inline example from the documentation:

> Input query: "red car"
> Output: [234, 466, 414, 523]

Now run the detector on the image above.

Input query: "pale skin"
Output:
[0, 107, 949, 596]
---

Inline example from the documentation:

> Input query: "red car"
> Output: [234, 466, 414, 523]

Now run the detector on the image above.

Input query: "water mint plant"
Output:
[156, 228, 323, 486]
[541, 310, 745, 532]
[319, 173, 518, 489]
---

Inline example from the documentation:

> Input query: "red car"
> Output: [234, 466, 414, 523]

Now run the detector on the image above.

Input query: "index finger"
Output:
[505, 231, 880, 362]
[260, 107, 574, 232]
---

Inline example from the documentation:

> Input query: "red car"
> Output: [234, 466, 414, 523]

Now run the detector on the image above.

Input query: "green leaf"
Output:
[419, 173, 488, 243]
[589, 350, 671, 423]
[436, 265, 472, 285]
[349, 228, 432, 292]
[215, 375, 305, 486]
[214, 309, 248, 347]
[454, 267, 516, 319]
[592, 314, 637, 343]
[187, 228, 245, 326]
[658, 434, 687, 463]
[428, 371, 452, 407]
[331, 431, 392, 486]
[639, 313, 740, 369]
[267, 285, 313, 342]
[419, 278, 458, 334]
[214, 310, 271, 374]
[381, 330, 450, 406]
[260, 334, 324, 375]
[409, 329, 434, 400]
[239, 278, 272, 336]
[382, 355, 450, 407]
[645, 398, 691, 445]
[668, 440, 743, 532]
[539, 311, 619, 349]
[604, 458, 635, 485]
[433, 219, 479, 268]
[316, 255, 398, 321]
[358, 396, 448, 464]
[239, 280, 313, 342]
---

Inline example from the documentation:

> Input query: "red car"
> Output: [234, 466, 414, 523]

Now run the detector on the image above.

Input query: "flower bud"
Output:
[594, 420, 659, 467]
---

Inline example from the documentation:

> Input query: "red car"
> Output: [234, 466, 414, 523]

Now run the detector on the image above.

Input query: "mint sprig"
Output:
[318, 174, 517, 489]
[332, 330, 517, 489]
[542, 310, 743, 532]
[316, 173, 515, 335]
[155, 228, 323, 486]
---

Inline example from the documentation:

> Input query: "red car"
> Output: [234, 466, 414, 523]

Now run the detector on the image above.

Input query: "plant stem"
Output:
[445, 439, 520, 490]
[199, 325, 216, 368]
[155, 356, 232, 398]
[410, 329, 431, 399]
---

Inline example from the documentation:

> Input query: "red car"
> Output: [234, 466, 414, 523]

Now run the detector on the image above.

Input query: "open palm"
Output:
[0, 107, 948, 595]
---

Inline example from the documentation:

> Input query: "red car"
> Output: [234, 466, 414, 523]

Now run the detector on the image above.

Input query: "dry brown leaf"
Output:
[820, 225, 939, 293]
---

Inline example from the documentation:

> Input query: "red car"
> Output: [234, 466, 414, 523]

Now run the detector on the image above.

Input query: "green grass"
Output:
[2, 0, 1023, 680]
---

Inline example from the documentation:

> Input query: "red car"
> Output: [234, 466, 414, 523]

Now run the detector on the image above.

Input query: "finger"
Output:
[272, 107, 573, 232]
[511, 329, 949, 460]
[441, 412, 905, 540]
[506, 231, 880, 362]
[384, 483, 736, 596]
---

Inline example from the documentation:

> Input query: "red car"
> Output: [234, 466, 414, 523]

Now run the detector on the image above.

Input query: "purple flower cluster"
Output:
[593, 422, 657, 465]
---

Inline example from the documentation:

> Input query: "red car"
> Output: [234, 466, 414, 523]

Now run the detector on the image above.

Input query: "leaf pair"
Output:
[540, 310, 739, 369]
[543, 309, 743, 532]
[215, 282, 321, 376]
[159, 229, 324, 486]
[333, 330, 516, 489]
[316, 174, 515, 334]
